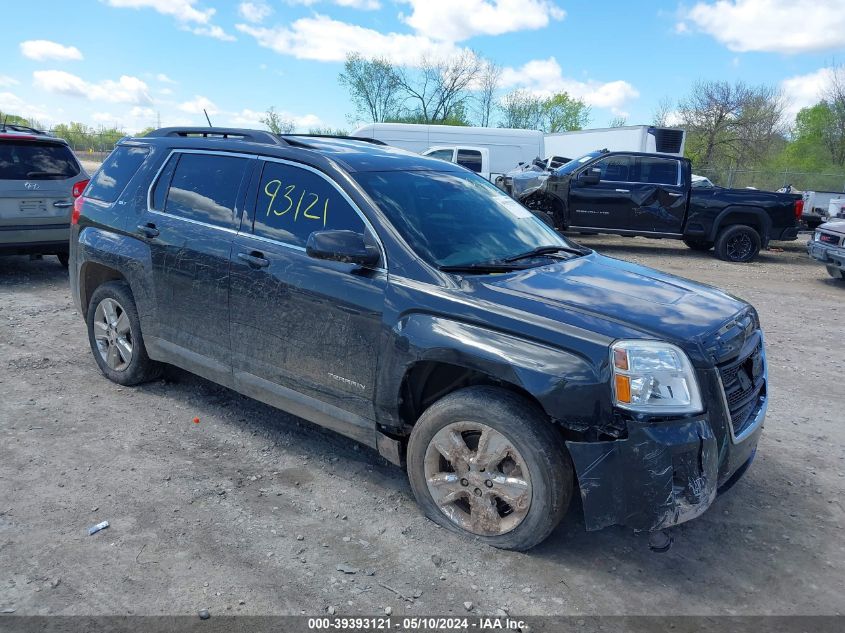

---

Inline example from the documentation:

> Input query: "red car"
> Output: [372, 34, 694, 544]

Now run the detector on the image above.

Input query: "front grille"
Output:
[718, 339, 765, 437]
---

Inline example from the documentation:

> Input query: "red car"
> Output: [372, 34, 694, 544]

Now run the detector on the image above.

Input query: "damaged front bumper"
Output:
[566, 391, 766, 533]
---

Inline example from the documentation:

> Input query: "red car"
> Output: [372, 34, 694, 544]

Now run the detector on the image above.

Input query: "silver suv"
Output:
[0, 124, 89, 267]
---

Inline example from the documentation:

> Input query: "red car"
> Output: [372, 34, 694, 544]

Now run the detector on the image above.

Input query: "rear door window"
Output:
[163, 153, 249, 228]
[0, 141, 80, 180]
[456, 149, 483, 173]
[634, 156, 680, 185]
[254, 160, 366, 248]
[87, 145, 149, 202]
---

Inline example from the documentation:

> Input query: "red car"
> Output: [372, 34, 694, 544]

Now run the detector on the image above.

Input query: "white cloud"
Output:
[130, 106, 156, 118]
[101, 0, 214, 23]
[238, 1, 273, 22]
[500, 57, 639, 114]
[103, 0, 233, 40]
[237, 14, 461, 64]
[401, 0, 564, 42]
[178, 95, 219, 115]
[20, 40, 83, 62]
[156, 73, 177, 84]
[0, 91, 56, 124]
[287, 0, 381, 9]
[227, 107, 322, 130]
[33, 70, 153, 105]
[781, 67, 835, 121]
[159, 87, 174, 95]
[682, 0, 845, 54]
[187, 24, 236, 41]
[0, 75, 19, 87]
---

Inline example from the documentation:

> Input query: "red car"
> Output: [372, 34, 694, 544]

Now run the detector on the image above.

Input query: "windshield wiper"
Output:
[502, 245, 588, 263]
[438, 263, 529, 274]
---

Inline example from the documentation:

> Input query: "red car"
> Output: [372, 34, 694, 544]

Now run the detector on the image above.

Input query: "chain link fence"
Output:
[695, 167, 845, 193]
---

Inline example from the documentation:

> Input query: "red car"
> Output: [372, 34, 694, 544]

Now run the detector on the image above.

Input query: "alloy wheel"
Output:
[727, 232, 753, 261]
[423, 422, 532, 537]
[93, 298, 133, 371]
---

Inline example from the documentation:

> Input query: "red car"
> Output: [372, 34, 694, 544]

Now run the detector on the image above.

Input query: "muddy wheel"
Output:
[714, 225, 761, 262]
[86, 281, 161, 385]
[407, 386, 573, 551]
[683, 239, 713, 252]
[826, 265, 844, 280]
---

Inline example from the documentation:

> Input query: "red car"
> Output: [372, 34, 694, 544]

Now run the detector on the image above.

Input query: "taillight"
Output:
[72, 178, 89, 198]
[71, 196, 83, 225]
[794, 198, 804, 220]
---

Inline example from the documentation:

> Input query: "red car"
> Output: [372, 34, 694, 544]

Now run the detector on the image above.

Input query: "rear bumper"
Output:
[0, 223, 70, 250]
[807, 239, 845, 271]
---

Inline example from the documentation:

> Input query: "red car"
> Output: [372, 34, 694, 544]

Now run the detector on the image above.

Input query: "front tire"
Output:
[407, 386, 573, 551]
[86, 281, 161, 385]
[714, 225, 761, 262]
[826, 265, 844, 280]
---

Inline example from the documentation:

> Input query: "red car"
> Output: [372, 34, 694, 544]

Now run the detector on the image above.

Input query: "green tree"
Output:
[338, 53, 402, 124]
[498, 90, 589, 132]
[307, 127, 350, 136]
[261, 107, 295, 134]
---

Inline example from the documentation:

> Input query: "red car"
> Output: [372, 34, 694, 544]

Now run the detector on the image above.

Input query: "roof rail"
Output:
[0, 123, 47, 135]
[283, 134, 386, 146]
[144, 127, 285, 145]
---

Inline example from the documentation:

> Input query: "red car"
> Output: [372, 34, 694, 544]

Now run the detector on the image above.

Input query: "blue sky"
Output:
[1, 0, 842, 134]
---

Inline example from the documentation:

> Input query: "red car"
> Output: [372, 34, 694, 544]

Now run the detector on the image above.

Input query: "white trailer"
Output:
[351, 123, 544, 180]
[543, 125, 686, 161]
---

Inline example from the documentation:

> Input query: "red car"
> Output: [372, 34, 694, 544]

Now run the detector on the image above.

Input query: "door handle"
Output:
[615, 188, 630, 193]
[53, 201, 72, 208]
[136, 223, 160, 238]
[237, 251, 270, 268]
[667, 192, 683, 197]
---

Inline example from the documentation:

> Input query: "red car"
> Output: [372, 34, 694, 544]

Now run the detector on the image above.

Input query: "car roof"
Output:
[0, 124, 70, 145]
[131, 127, 465, 174]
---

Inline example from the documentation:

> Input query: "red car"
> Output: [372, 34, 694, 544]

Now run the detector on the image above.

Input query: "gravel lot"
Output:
[1, 235, 843, 617]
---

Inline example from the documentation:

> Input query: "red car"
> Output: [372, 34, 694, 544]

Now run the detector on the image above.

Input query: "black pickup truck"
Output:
[519, 151, 803, 262]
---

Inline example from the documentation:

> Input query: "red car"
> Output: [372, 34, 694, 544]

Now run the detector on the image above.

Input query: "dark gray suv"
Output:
[69, 128, 767, 550]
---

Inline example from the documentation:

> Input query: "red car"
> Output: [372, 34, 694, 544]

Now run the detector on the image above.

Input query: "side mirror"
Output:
[578, 167, 601, 185]
[306, 230, 380, 267]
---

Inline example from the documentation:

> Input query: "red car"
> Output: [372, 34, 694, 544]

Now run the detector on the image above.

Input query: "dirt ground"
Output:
[1, 235, 843, 618]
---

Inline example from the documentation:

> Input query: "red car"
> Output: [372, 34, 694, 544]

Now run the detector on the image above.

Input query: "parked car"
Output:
[807, 220, 845, 281]
[0, 123, 89, 266]
[519, 150, 803, 262]
[70, 128, 767, 550]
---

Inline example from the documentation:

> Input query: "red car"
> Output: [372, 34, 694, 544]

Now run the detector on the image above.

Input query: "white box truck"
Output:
[351, 123, 545, 181]
[543, 125, 686, 161]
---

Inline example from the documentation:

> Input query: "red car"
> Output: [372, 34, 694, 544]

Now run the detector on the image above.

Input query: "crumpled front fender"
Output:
[566, 418, 719, 532]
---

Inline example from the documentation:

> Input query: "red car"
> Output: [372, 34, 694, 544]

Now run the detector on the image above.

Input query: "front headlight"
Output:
[610, 340, 703, 415]
[814, 231, 821, 242]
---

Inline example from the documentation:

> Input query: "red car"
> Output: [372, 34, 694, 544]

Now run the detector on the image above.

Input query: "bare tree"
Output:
[261, 107, 295, 134]
[678, 80, 786, 168]
[820, 63, 845, 166]
[652, 96, 675, 127]
[609, 116, 627, 128]
[338, 53, 402, 123]
[396, 50, 483, 123]
[474, 60, 502, 127]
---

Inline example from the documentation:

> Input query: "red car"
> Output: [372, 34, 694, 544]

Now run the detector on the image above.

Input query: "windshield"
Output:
[554, 151, 604, 176]
[353, 170, 575, 268]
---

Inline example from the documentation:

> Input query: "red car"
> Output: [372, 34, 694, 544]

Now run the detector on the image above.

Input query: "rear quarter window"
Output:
[0, 141, 80, 180]
[86, 145, 150, 202]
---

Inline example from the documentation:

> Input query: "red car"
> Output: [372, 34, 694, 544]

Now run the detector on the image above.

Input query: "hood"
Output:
[470, 253, 748, 352]
[819, 219, 845, 234]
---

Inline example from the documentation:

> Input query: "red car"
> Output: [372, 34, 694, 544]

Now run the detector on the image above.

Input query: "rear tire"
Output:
[406, 386, 573, 551]
[86, 281, 161, 385]
[714, 225, 761, 262]
[683, 239, 713, 252]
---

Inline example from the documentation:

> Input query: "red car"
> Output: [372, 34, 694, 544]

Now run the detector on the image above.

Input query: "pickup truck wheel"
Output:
[826, 265, 844, 280]
[682, 239, 713, 252]
[86, 281, 161, 385]
[531, 209, 555, 229]
[407, 386, 573, 551]
[714, 225, 761, 262]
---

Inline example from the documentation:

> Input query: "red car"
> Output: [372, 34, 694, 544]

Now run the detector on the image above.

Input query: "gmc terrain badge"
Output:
[24, 182, 40, 190]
